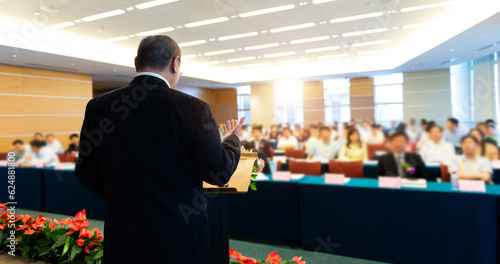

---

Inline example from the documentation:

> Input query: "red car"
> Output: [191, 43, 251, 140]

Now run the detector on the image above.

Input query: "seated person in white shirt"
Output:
[34, 132, 47, 147]
[419, 125, 455, 164]
[277, 128, 298, 150]
[443, 117, 468, 148]
[11, 139, 28, 160]
[45, 133, 65, 154]
[307, 126, 341, 161]
[305, 125, 319, 151]
[21, 140, 60, 166]
[365, 124, 385, 144]
[359, 120, 371, 142]
[448, 135, 492, 182]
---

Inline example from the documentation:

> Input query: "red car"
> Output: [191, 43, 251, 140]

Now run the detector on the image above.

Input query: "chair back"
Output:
[367, 144, 389, 160]
[269, 148, 274, 160]
[440, 163, 450, 182]
[328, 160, 364, 178]
[289, 160, 322, 176]
[57, 153, 76, 163]
[285, 149, 306, 159]
[0, 153, 7, 160]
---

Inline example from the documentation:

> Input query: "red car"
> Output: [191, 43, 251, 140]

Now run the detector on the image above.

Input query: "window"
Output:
[273, 81, 304, 126]
[237, 86, 251, 125]
[324, 78, 351, 124]
[374, 73, 403, 126]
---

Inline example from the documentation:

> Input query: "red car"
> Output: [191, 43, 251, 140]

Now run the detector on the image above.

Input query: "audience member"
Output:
[365, 124, 385, 144]
[45, 133, 64, 154]
[277, 128, 298, 150]
[419, 125, 455, 164]
[22, 140, 59, 166]
[339, 128, 368, 161]
[443, 117, 468, 148]
[66, 134, 79, 154]
[377, 132, 427, 178]
[296, 128, 309, 149]
[307, 126, 341, 161]
[469, 128, 499, 161]
[448, 135, 492, 183]
[34, 132, 47, 147]
[11, 139, 28, 160]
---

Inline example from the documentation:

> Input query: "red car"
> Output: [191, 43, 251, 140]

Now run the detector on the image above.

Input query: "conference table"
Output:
[2, 165, 500, 263]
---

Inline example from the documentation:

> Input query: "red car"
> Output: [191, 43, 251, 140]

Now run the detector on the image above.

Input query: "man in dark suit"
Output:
[377, 131, 427, 179]
[75, 35, 243, 263]
[242, 125, 272, 173]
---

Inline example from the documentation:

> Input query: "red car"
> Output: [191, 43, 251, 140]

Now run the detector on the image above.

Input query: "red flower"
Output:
[0, 203, 6, 212]
[31, 214, 52, 229]
[292, 256, 306, 264]
[49, 219, 61, 230]
[84, 246, 90, 254]
[79, 228, 93, 238]
[76, 239, 85, 247]
[265, 251, 282, 264]
[64, 210, 90, 234]
[229, 249, 259, 264]
[23, 229, 35, 235]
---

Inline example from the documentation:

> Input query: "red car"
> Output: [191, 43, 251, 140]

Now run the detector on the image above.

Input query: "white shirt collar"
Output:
[136, 72, 170, 88]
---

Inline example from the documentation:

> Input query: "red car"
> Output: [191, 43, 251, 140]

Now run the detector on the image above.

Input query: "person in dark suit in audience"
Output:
[243, 125, 272, 173]
[75, 35, 243, 264]
[33, 132, 47, 147]
[377, 131, 427, 179]
[65, 133, 79, 154]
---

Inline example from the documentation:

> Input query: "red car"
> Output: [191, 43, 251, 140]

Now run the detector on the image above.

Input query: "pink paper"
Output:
[33, 161, 45, 168]
[458, 180, 486, 193]
[54, 163, 67, 170]
[325, 173, 345, 185]
[378, 176, 401, 189]
[273, 171, 291, 181]
[0, 161, 7, 166]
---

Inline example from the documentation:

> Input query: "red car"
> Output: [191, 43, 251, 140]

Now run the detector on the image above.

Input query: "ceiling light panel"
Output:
[238, 4, 295, 18]
[178, 40, 207, 47]
[135, 27, 175, 36]
[244, 43, 280, 50]
[330, 12, 383, 24]
[135, 0, 179, 9]
[204, 49, 236, 56]
[218, 32, 258, 41]
[290, 36, 329, 44]
[342, 28, 388, 37]
[81, 9, 125, 22]
[270, 23, 315, 33]
[263, 51, 296, 58]
[185, 17, 229, 28]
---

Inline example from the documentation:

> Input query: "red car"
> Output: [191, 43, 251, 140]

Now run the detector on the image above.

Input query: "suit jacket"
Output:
[65, 143, 78, 154]
[75, 75, 241, 263]
[376, 152, 427, 179]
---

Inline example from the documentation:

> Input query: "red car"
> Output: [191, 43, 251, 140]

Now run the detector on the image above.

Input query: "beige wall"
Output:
[403, 70, 451, 125]
[250, 83, 274, 127]
[0, 64, 92, 152]
[350, 77, 374, 121]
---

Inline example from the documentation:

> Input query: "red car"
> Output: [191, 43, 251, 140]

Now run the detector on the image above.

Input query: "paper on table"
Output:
[33, 161, 45, 168]
[273, 171, 291, 181]
[0, 160, 7, 166]
[325, 173, 345, 185]
[401, 178, 427, 188]
[291, 173, 305, 180]
[378, 176, 402, 189]
[458, 180, 486, 193]
[253, 173, 270, 181]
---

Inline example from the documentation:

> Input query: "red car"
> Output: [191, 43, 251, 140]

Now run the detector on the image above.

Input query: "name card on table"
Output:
[0, 160, 7, 166]
[458, 180, 486, 193]
[54, 163, 74, 170]
[273, 171, 291, 181]
[325, 173, 346, 185]
[378, 176, 401, 189]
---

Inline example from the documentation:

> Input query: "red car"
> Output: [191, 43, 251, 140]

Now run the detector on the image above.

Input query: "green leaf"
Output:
[70, 244, 82, 261]
[250, 183, 257, 191]
[85, 254, 94, 264]
[52, 233, 68, 249]
[38, 246, 52, 257]
[62, 236, 71, 256]
[93, 248, 104, 260]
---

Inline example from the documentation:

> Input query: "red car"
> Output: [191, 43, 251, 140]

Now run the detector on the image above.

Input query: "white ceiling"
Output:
[0, 0, 499, 89]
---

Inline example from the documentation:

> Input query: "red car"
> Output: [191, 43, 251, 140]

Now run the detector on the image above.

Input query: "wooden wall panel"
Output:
[303, 81, 324, 127]
[0, 64, 92, 153]
[350, 77, 374, 121]
[250, 83, 274, 127]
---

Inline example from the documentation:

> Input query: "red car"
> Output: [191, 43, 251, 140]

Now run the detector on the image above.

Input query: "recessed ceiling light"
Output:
[305, 46, 341, 53]
[244, 43, 280, 50]
[204, 49, 236, 56]
[400, 1, 454, 12]
[135, 27, 175, 36]
[182, 55, 197, 59]
[227, 56, 256, 62]
[290, 36, 329, 44]
[317, 54, 348, 60]
[351, 39, 391, 47]
[218, 32, 258, 41]
[178, 40, 207, 47]
[358, 49, 390, 55]
[204, 61, 221, 65]
[330, 12, 383, 24]
[270, 23, 315, 33]
[402, 23, 427, 29]
[135, 0, 179, 9]
[280, 58, 308, 64]
[102, 36, 129, 43]
[246, 62, 272, 68]
[185, 17, 229, 28]
[263, 51, 296, 58]
[342, 28, 388, 37]
[239, 4, 295, 18]
[46, 21, 75, 30]
[312, 0, 336, 4]
[82, 9, 125, 22]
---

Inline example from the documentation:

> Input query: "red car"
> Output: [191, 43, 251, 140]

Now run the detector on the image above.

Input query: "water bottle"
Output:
[451, 171, 459, 190]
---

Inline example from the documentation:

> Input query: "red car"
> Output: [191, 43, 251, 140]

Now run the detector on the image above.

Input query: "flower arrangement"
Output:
[244, 146, 265, 191]
[0, 204, 103, 264]
[230, 249, 306, 264]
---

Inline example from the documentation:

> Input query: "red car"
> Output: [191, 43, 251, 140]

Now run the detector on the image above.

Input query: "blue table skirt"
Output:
[42, 168, 105, 220]
[299, 176, 498, 264]
[227, 179, 300, 243]
[0, 167, 44, 211]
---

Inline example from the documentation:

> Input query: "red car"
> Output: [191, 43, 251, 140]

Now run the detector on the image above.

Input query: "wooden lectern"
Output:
[204, 152, 258, 264]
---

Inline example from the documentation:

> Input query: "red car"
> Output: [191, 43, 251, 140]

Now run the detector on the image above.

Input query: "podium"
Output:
[204, 152, 257, 264]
